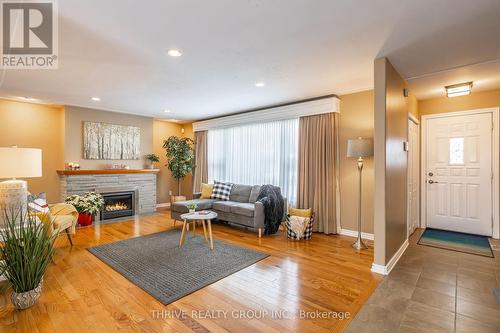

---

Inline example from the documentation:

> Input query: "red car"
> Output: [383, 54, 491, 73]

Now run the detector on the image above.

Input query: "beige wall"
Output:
[408, 92, 419, 118]
[64, 106, 153, 169]
[0, 99, 65, 203]
[0, 100, 196, 205]
[153, 121, 194, 204]
[339, 90, 374, 233]
[373, 58, 410, 266]
[419, 88, 500, 116]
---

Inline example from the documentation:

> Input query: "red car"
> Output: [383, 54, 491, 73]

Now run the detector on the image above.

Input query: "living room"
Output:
[1, 1, 500, 332]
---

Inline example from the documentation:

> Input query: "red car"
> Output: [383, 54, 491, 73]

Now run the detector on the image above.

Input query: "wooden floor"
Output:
[0, 210, 381, 332]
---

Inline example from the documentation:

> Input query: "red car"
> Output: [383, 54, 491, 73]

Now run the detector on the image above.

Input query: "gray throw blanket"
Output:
[256, 185, 284, 235]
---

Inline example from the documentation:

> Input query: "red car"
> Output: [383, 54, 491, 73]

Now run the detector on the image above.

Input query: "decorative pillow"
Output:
[200, 183, 214, 199]
[27, 192, 49, 213]
[210, 181, 233, 201]
[288, 207, 312, 218]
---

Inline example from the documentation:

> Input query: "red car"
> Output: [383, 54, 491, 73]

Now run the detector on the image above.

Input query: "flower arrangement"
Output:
[65, 192, 104, 216]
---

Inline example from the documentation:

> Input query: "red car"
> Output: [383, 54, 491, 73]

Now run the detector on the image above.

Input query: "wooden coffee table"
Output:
[179, 211, 217, 250]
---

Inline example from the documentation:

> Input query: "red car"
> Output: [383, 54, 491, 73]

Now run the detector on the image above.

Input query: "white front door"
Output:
[408, 119, 420, 236]
[426, 112, 492, 236]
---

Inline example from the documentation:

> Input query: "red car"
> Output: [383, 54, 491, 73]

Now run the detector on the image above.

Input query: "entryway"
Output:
[421, 108, 500, 237]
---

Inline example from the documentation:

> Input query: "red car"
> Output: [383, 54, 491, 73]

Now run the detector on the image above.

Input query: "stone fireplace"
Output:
[58, 169, 159, 221]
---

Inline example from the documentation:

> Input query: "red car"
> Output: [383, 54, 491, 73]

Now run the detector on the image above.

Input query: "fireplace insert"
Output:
[100, 191, 135, 220]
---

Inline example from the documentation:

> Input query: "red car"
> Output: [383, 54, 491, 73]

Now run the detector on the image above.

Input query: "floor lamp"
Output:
[0, 147, 42, 220]
[347, 137, 373, 250]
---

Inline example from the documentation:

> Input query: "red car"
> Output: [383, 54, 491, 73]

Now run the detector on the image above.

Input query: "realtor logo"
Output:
[1, 0, 58, 69]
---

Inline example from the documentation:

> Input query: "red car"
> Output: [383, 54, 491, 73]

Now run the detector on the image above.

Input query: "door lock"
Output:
[428, 172, 434, 177]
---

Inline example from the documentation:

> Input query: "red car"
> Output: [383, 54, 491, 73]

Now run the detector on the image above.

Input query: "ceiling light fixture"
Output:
[255, 82, 265, 87]
[164, 109, 171, 113]
[445, 82, 472, 98]
[19, 96, 36, 101]
[167, 49, 182, 57]
[91, 96, 101, 101]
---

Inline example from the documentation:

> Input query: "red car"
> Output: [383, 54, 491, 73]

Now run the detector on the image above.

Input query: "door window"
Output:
[449, 137, 464, 165]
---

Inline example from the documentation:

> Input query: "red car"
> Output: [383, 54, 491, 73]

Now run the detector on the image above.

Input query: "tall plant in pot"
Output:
[162, 136, 194, 199]
[65, 192, 104, 226]
[0, 208, 57, 309]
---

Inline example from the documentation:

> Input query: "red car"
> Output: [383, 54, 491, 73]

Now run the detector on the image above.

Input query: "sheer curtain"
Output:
[207, 118, 299, 205]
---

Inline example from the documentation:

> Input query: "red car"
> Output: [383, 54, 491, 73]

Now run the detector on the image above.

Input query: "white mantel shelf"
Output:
[57, 169, 159, 175]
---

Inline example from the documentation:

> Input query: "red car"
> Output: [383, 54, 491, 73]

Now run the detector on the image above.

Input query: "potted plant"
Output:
[145, 153, 160, 169]
[65, 192, 104, 226]
[186, 203, 198, 214]
[162, 136, 194, 202]
[0, 208, 57, 309]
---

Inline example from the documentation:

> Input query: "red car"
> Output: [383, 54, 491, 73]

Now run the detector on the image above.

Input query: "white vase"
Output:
[189, 209, 195, 214]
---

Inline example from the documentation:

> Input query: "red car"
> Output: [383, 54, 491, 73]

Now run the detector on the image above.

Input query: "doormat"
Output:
[418, 228, 494, 257]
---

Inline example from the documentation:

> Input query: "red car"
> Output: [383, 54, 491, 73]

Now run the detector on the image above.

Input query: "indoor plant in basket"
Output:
[65, 192, 104, 226]
[0, 208, 57, 309]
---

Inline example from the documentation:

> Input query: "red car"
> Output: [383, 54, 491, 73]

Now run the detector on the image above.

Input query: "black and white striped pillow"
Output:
[210, 181, 233, 201]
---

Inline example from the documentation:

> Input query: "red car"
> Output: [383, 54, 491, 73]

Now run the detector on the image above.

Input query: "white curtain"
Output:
[207, 118, 299, 205]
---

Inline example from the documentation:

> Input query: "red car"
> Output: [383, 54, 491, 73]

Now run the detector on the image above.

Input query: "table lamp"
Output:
[346, 137, 373, 250]
[0, 147, 42, 215]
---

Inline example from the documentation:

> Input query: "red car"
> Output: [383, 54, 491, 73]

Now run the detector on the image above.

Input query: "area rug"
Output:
[88, 229, 269, 304]
[418, 228, 494, 257]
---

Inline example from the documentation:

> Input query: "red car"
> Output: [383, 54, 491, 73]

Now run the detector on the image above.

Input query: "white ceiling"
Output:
[1, 0, 500, 120]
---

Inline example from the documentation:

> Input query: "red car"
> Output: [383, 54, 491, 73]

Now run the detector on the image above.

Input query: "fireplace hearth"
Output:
[100, 191, 135, 220]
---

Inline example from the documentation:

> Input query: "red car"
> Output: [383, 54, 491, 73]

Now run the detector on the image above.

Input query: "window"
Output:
[449, 137, 464, 165]
[207, 118, 299, 205]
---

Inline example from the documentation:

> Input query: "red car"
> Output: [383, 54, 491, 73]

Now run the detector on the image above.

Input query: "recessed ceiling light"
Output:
[445, 82, 472, 98]
[19, 96, 36, 101]
[167, 49, 182, 57]
[91, 96, 101, 101]
[164, 109, 172, 113]
[255, 82, 265, 87]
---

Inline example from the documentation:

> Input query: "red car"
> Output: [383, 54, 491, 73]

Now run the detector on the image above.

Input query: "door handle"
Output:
[428, 180, 438, 184]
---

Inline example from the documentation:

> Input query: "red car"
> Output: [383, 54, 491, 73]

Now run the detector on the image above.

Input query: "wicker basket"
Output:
[284, 214, 314, 240]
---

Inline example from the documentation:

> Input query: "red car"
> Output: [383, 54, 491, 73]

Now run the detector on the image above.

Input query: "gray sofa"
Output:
[170, 184, 287, 237]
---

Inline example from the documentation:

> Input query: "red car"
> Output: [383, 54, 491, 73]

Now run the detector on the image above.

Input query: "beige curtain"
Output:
[297, 113, 338, 234]
[193, 130, 208, 193]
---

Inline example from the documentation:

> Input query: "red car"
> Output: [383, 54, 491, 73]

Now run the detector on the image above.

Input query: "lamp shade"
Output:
[347, 137, 373, 158]
[0, 147, 42, 179]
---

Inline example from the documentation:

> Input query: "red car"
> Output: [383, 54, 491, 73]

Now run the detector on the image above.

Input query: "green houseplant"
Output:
[65, 192, 104, 226]
[186, 202, 198, 213]
[0, 208, 57, 309]
[145, 153, 160, 169]
[162, 136, 194, 196]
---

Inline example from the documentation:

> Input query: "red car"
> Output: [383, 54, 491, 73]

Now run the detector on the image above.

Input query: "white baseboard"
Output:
[339, 228, 374, 241]
[156, 202, 171, 208]
[371, 239, 409, 275]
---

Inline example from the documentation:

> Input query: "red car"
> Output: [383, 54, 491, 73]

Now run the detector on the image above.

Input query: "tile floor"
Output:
[346, 229, 500, 333]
